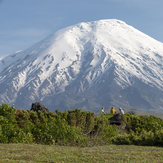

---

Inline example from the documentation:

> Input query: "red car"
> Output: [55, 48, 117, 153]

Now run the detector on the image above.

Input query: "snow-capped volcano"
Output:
[1, 19, 163, 113]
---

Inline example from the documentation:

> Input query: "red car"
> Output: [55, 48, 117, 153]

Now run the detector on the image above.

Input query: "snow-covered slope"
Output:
[0, 19, 163, 112]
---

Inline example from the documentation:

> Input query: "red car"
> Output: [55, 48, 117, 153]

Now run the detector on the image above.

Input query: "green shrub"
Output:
[9, 129, 33, 144]
[112, 134, 132, 145]
[124, 113, 163, 133]
[93, 114, 118, 144]
[32, 116, 88, 145]
[30, 110, 39, 124]
[0, 103, 17, 123]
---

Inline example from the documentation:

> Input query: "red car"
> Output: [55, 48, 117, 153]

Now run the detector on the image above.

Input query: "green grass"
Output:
[0, 144, 163, 162]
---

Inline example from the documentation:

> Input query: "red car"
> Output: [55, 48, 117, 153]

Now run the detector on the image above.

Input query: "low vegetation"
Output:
[1, 103, 163, 147]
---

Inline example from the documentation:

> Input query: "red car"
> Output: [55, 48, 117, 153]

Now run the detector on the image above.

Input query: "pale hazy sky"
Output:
[0, 0, 163, 58]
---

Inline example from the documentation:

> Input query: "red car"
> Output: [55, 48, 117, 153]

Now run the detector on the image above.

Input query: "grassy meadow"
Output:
[0, 143, 163, 163]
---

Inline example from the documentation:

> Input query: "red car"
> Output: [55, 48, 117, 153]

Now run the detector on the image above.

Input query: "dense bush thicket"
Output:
[113, 113, 163, 146]
[0, 103, 117, 146]
[1, 103, 163, 146]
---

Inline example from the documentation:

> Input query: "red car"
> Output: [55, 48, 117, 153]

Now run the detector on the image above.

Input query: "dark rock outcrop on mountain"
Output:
[30, 102, 50, 113]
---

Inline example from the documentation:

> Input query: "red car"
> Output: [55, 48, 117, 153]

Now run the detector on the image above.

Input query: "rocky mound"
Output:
[30, 102, 50, 113]
[110, 113, 123, 125]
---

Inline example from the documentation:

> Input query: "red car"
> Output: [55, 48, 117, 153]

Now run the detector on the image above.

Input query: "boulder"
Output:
[110, 113, 123, 125]
[30, 102, 50, 113]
